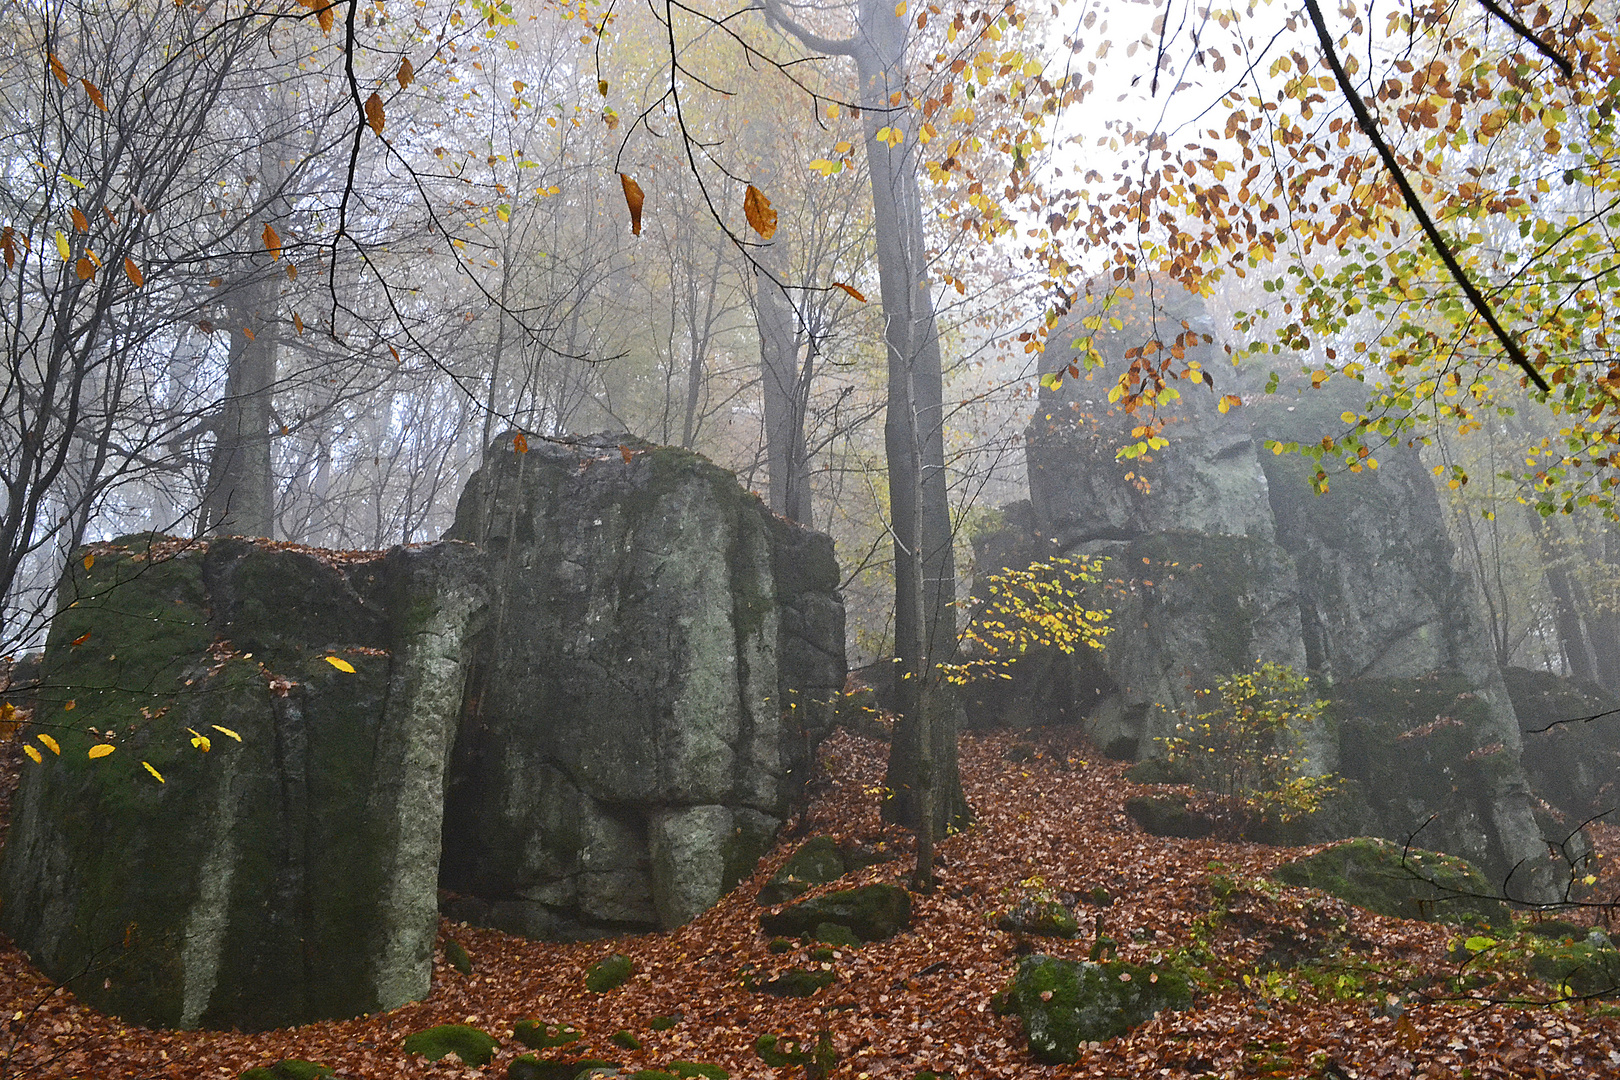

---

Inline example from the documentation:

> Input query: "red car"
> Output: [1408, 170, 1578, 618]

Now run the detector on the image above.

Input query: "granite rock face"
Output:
[1, 437, 847, 1030]
[977, 291, 1561, 894]
[0, 535, 487, 1031]
[439, 435, 843, 940]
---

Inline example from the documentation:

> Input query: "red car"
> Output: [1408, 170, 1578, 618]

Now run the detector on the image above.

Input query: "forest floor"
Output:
[1, 726, 1617, 1079]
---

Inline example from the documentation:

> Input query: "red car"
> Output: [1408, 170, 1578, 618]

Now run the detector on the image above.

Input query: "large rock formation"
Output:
[986, 291, 1561, 895]
[438, 436, 841, 937]
[0, 436, 846, 1030]
[0, 535, 487, 1031]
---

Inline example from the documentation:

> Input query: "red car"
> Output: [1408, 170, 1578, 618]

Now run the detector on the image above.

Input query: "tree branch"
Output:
[1301, 0, 1552, 393]
[1473, 0, 1573, 78]
[758, 0, 858, 57]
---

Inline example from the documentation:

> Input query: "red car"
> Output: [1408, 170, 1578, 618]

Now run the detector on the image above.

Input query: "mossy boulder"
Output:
[1124, 794, 1215, 839]
[509, 1058, 621, 1080]
[759, 883, 912, 942]
[1504, 666, 1620, 822]
[757, 835, 847, 905]
[813, 921, 863, 948]
[514, 1020, 582, 1050]
[239, 1061, 334, 1080]
[0, 535, 487, 1031]
[1272, 838, 1507, 925]
[402, 1024, 501, 1067]
[997, 899, 1080, 938]
[1525, 930, 1620, 997]
[670, 1063, 729, 1079]
[751, 966, 836, 997]
[1006, 953, 1192, 1064]
[585, 953, 635, 993]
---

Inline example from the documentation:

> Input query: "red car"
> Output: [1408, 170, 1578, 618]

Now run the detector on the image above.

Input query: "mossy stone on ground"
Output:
[759, 883, 912, 942]
[585, 953, 635, 992]
[239, 1061, 334, 1080]
[402, 1024, 500, 1067]
[1525, 929, 1620, 997]
[509, 1057, 621, 1080]
[751, 966, 837, 997]
[757, 835, 847, 905]
[670, 1062, 729, 1079]
[513, 1020, 581, 1050]
[813, 921, 863, 947]
[1271, 838, 1507, 925]
[997, 899, 1080, 938]
[1124, 794, 1215, 839]
[1007, 953, 1192, 1064]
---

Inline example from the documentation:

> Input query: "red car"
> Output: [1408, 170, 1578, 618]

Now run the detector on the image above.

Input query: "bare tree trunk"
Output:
[202, 278, 277, 538]
[763, 0, 969, 836]
[755, 236, 815, 524]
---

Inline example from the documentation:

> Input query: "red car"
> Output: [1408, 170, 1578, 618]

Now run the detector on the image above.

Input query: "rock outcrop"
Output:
[980, 290, 1561, 895]
[0, 436, 847, 1030]
[0, 535, 487, 1031]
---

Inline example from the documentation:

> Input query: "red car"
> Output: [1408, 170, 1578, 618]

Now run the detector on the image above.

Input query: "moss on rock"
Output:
[402, 1024, 500, 1067]
[585, 953, 635, 993]
[997, 899, 1080, 938]
[1124, 794, 1215, 839]
[759, 883, 912, 942]
[1007, 953, 1192, 1064]
[757, 835, 847, 905]
[1271, 837, 1506, 925]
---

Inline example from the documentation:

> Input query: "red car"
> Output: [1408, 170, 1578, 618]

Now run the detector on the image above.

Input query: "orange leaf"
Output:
[365, 92, 385, 136]
[123, 257, 143, 287]
[70, 631, 90, 647]
[744, 184, 778, 240]
[293, 312, 304, 335]
[198, 320, 214, 334]
[242, 327, 255, 342]
[63, 699, 76, 711]
[81, 78, 107, 111]
[286, 262, 297, 281]
[619, 444, 634, 464]
[513, 432, 529, 454]
[74, 257, 94, 280]
[82, 554, 94, 570]
[262, 223, 281, 260]
[318, 2, 334, 32]
[48, 53, 68, 86]
[619, 173, 644, 236]
[388, 345, 400, 361]
[397, 57, 415, 89]
[2, 227, 15, 269]
[832, 282, 867, 303]
[70, 208, 88, 232]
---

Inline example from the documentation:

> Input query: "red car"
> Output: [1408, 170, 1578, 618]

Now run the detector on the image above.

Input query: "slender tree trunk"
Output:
[755, 232, 814, 524]
[1524, 503, 1601, 684]
[202, 279, 277, 538]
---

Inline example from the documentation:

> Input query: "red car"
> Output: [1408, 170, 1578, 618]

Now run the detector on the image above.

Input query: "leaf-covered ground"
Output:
[0, 726, 1616, 1079]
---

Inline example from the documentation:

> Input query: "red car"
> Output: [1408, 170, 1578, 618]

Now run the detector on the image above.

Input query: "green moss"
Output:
[585, 953, 635, 993]
[813, 922, 862, 948]
[670, 1063, 729, 1079]
[649, 1014, 681, 1031]
[757, 835, 847, 905]
[1009, 954, 1192, 1064]
[1271, 838, 1506, 925]
[630, 1072, 679, 1080]
[1123, 794, 1215, 839]
[238, 1061, 334, 1080]
[766, 937, 794, 954]
[996, 899, 1080, 938]
[754, 1034, 811, 1067]
[1526, 931, 1620, 997]
[514, 1021, 581, 1050]
[758, 883, 912, 942]
[611, 1029, 642, 1050]
[444, 939, 473, 976]
[509, 1058, 621, 1080]
[402, 1024, 500, 1067]
[750, 966, 836, 997]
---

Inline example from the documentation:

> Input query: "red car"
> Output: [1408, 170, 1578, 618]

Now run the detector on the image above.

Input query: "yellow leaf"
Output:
[55, 230, 70, 260]
[895, 1, 906, 14]
[744, 184, 778, 240]
[37, 733, 59, 755]
[598, 79, 609, 96]
[619, 173, 644, 236]
[262, 224, 282, 260]
[142, 761, 165, 783]
[325, 655, 356, 673]
[23, 745, 41, 764]
[123, 257, 143, 287]
[82, 554, 94, 570]
[365, 92, 385, 136]
[87, 743, 115, 759]
[832, 282, 866, 303]
[210, 725, 242, 742]
[397, 57, 415, 89]
[188, 729, 211, 753]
